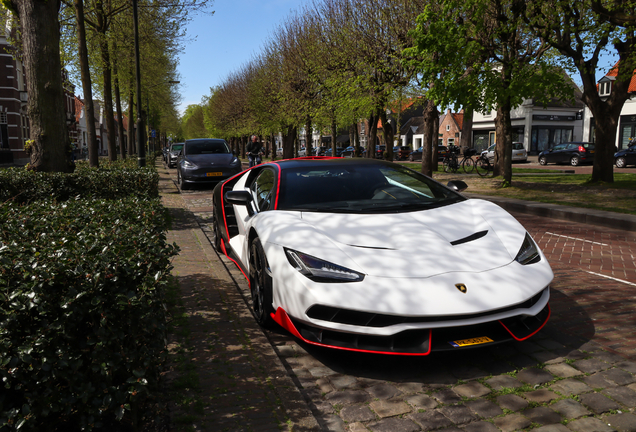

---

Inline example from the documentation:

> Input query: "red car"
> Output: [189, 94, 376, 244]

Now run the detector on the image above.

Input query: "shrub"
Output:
[0, 197, 178, 430]
[0, 164, 159, 204]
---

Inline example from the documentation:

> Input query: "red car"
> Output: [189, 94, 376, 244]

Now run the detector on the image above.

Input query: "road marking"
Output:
[585, 271, 636, 287]
[545, 232, 609, 246]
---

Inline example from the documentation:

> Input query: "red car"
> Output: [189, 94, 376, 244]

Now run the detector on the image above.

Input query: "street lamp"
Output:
[146, 80, 179, 155]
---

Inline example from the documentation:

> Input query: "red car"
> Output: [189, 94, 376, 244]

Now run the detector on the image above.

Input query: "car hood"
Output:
[260, 199, 529, 278]
[185, 154, 235, 166]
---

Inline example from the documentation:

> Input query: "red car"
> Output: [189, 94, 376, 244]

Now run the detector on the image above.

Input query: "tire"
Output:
[462, 157, 475, 174]
[249, 238, 275, 328]
[570, 155, 579, 166]
[212, 214, 222, 251]
[177, 171, 189, 191]
[475, 158, 491, 177]
[443, 157, 458, 173]
[408, 155, 414, 162]
[616, 157, 626, 168]
[539, 156, 547, 166]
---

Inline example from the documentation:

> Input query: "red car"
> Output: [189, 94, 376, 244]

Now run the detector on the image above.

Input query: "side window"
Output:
[250, 169, 276, 212]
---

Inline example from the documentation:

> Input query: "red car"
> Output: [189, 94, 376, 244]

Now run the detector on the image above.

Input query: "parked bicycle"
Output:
[443, 145, 476, 174]
[475, 152, 493, 177]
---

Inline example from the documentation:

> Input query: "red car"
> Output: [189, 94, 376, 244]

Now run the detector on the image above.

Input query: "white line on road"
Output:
[545, 232, 609, 246]
[585, 271, 636, 287]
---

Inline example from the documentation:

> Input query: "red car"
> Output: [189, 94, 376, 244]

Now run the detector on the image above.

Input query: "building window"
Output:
[599, 81, 611, 96]
[446, 124, 450, 131]
[447, 138, 454, 146]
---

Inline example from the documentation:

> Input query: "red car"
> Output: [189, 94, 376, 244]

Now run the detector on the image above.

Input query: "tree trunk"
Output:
[420, 100, 436, 177]
[99, 38, 117, 161]
[460, 108, 473, 150]
[74, 0, 98, 167]
[282, 125, 296, 159]
[305, 116, 312, 156]
[14, 0, 73, 172]
[270, 133, 276, 160]
[113, 47, 126, 160]
[367, 113, 378, 158]
[379, 110, 394, 161]
[432, 109, 439, 171]
[331, 116, 337, 157]
[127, 88, 135, 155]
[494, 99, 513, 184]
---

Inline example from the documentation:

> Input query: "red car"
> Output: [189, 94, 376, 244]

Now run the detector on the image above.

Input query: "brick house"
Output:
[439, 109, 464, 148]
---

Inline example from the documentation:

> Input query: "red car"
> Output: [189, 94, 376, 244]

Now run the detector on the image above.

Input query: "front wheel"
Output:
[408, 155, 414, 162]
[443, 158, 457, 173]
[249, 238, 275, 328]
[475, 158, 492, 177]
[177, 171, 189, 191]
[570, 155, 580, 166]
[211, 214, 222, 251]
[539, 156, 547, 166]
[616, 157, 626, 168]
[462, 157, 475, 174]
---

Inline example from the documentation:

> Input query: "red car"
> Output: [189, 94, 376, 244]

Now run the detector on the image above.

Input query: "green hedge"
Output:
[0, 164, 159, 204]
[0, 196, 178, 430]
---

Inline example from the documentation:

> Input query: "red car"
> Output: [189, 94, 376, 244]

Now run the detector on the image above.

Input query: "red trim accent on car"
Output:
[270, 307, 433, 356]
[498, 303, 551, 341]
[270, 162, 281, 210]
[220, 236, 250, 287]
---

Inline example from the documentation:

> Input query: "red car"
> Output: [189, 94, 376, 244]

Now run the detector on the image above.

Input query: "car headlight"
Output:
[182, 159, 197, 168]
[230, 156, 240, 166]
[284, 248, 365, 283]
[515, 233, 541, 265]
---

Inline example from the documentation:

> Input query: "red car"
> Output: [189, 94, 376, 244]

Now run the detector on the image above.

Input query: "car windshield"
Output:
[171, 144, 184, 151]
[185, 140, 230, 155]
[277, 162, 465, 213]
[512, 143, 524, 150]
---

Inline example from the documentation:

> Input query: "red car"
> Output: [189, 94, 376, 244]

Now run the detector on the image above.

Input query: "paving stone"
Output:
[517, 367, 555, 385]
[534, 351, 567, 365]
[603, 386, 636, 407]
[580, 373, 617, 389]
[330, 375, 359, 390]
[438, 405, 479, 425]
[367, 383, 401, 399]
[545, 363, 584, 378]
[325, 390, 370, 406]
[550, 398, 591, 419]
[616, 361, 636, 374]
[510, 354, 540, 369]
[523, 389, 559, 403]
[630, 383, 636, 393]
[605, 413, 636, 432]
[409, 410, 453, 430]
[533, 425, 571, 432]
[369, 400, 411, 418]
[465, 399, 503, 418]
[309, 366, 339, 377]
[592, 350, 627, 365]
[573, 358, 611, 374]
[493, 413, 532, 432]
[566, 416, 615, 432]
[564, 350, 589, 361]
[317, 377, 335, 394]
[450, 365, 490, 381]
[522, 406, 563, 425]
[404, 394, 438, 410]
[579, 392, 621, 414]
[367, 417, 420, 432]
[432, 388, 462, 404]
[496, 394, 529, 411]
[340, 404, 376, 423]
[485, 375, 524, 390]
[316, 413, 345, 432]
[395, 382, 426, 394]
[462, 421, 500, 432]
[602, 368, 636, 386]
[348, 422, 371, 432]
[275, 344, 296, 358]
[453, 382, 491, 398]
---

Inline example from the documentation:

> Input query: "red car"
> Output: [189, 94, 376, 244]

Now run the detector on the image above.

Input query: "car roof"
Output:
[267, 157, 397, 170]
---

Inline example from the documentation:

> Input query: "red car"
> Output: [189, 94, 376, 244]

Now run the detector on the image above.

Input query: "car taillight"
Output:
[578, 146, 585, 152]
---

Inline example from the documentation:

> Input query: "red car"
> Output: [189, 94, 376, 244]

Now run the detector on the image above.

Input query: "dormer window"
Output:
[599, 81, 611, 96]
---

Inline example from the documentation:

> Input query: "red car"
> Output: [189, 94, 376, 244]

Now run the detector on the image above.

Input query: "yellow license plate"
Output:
[449, 336, 494, 347]
[590, 150, 595, 153]
[206, 172, 222, 177]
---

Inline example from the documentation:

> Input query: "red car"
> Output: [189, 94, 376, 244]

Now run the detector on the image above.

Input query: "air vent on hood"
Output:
[347, 244, 396, 250]
[450, 230, 488, 246]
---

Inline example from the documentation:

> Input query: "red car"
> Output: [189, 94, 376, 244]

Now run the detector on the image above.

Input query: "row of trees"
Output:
[197, 0, 634, 184]
[3, 0, 212, 171]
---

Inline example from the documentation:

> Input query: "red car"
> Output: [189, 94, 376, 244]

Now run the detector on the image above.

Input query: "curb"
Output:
[466, 193, 636, 232]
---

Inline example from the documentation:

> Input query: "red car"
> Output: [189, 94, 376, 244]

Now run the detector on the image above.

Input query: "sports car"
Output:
[211, 157, 553, 355]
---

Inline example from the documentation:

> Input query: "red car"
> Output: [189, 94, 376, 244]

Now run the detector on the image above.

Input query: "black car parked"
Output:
[176, 139, 242, 190]
[538, 142, 595, 166]
[615, 144, 636, 168]
[408, 145, 448, 162]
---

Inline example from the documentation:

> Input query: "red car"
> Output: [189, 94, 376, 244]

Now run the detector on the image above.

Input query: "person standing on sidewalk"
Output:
[247, 136, 263, 168]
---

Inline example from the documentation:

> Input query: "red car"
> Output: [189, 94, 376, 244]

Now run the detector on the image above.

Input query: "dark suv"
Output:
[392, 146, 412, 160]
[538, 142, 595, 166]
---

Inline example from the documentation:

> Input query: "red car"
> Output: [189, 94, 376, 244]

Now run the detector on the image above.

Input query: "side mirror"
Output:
[447, 180, 468, 192]
[225, 190, 254, 216]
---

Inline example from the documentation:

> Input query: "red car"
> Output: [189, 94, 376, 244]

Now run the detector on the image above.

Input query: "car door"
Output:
[627, 145, 636, 166]
[547, 144, 567, 163]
